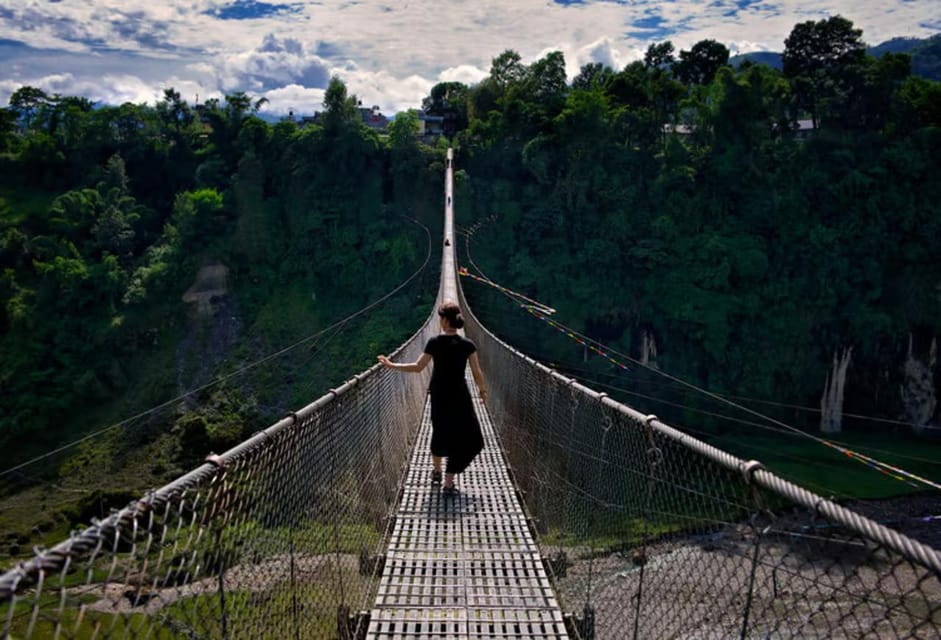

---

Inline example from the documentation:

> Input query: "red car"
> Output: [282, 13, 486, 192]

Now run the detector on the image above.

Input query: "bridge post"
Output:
[564, 604, 596, 640]
[739, 528, 762, 639]
[338, 605, 370, 640]
[289, 529, 299, 640]
[216, 527, 229, 640]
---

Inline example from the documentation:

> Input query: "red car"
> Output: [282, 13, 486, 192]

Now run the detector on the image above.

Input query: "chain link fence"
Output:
[1, 316, 437, 639]
[461, 286, 941, 639]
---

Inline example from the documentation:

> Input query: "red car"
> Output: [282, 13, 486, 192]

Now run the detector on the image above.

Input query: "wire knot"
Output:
[740, 460, 766, 485]
[205, 453, 227, 469]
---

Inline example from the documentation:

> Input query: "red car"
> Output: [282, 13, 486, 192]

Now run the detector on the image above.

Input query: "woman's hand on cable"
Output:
[479, 388, 488, 402]
[377, 355, 392, 368]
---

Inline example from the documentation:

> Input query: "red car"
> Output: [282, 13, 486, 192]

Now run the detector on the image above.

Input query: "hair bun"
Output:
[438, 302, 465, 329]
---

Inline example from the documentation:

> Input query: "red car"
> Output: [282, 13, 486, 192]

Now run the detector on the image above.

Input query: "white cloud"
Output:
[335, 68, 434, 116]
[0, 72, 157, 106]
[0, 0, 937, 115]
[438, 65, 489, 86]
[213, 33, 331, 92]
[259, 83, 326, 115]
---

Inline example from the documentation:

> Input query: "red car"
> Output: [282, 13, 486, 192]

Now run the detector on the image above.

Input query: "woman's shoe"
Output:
[431, 469, 442, 484]
[441, 484, 458, 498]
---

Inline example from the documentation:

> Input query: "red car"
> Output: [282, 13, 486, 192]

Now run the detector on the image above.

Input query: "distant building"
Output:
[662, 119, 817, 141]
[417, 111, 445, 143]
[292, 104, 389, 131]
[793, 119, 815, 140]
[359, 105, 389, 131]
[662, 123, 695, 136]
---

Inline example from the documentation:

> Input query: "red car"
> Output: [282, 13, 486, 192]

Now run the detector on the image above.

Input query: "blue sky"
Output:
[0, 0, 937, 116]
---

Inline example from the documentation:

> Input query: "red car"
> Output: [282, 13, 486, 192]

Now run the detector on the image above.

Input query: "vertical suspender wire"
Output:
[330, 399, 348, 627]
[203, 461, 231, 640]
[216, 526, 228, 640]
[581, 401, 612, 639]
[290, 523, 300, 640]
[739, 522, 762, 640]
[632, 415, 662, 640]
[740, 479, 768, 639]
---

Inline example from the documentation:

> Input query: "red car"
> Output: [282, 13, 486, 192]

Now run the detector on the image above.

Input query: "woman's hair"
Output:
[437, 301, 465, 329]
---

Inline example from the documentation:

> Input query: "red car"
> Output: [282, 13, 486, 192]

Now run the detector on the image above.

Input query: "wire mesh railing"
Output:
[6, 145, 941, 639]
[0, 314, 437, 639]
[459, 286, 941, 639]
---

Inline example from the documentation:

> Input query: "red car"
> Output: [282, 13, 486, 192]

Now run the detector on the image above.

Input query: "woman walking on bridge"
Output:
[378, 302, 487, 496]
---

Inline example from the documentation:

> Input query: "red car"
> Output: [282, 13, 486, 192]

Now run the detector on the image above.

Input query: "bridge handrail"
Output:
[0, 311, 435, 600]
[456, 278, 941, 578]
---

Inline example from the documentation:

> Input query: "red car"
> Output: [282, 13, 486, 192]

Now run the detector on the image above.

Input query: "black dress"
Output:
[424, 334, 484, 474]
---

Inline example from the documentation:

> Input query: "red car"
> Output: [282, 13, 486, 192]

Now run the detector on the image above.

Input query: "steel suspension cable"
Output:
[1, 217, 433, 479]
[460, 237, 941, 493]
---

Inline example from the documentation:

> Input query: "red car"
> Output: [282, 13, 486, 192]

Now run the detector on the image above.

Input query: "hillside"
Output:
[2, 14, 941, 564]
[0, 83, 444, 560]
[730, 33, 941, 80]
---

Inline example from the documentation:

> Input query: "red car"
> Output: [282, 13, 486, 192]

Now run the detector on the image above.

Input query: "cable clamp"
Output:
[284, 411, 299, 425]
[741, 460, 766, 485]
[641, 414, 659, 448]
[205, 453, 227, 469]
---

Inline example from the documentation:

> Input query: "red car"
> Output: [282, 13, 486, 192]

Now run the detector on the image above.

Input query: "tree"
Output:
[388, 110, 424, 210]
[92, 155, 141, 258]
[525, 51, 568, 116]
[572, 62, 614, 91]
[157, 87, 194, 136]
[388, 110, 419, 149]
[0, 108, 18, 152]
[673, 39, 730, 86]
[8, 86, 49, 129]
[831, 52, 912, 130]
[782, 15, 867, 127]
[644, 41, 675, 69]
[490, 50, 527, 92]
[321, 76, 360, 133]
[421, 82, 470, 136]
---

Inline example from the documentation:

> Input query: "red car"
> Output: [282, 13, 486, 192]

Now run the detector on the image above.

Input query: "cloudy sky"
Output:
[0, 0, 937, 117]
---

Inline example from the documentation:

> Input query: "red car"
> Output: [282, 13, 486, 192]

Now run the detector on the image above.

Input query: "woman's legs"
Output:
[432, 456, 443, 472]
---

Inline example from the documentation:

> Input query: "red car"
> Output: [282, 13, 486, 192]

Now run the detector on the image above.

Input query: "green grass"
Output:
[1, 520, 379, 639]
[712, 430, 941, 500]
[4, 579, 372, 639]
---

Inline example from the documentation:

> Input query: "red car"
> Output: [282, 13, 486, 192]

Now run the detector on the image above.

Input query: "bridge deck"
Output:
[366, 381, 568, 639]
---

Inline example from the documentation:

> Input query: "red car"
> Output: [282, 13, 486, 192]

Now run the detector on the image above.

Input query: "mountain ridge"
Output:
[729, 33, 941, 80]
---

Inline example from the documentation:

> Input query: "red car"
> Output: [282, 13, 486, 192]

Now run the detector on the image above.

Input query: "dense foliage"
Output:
[1, 16, 940, 552]
[438, 17, 941, 433]
[0, 80, 443, 479]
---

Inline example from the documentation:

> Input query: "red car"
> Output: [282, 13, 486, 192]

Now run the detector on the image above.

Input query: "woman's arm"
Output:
[378, 353, 432, 373]
[468, 353, 488, 402]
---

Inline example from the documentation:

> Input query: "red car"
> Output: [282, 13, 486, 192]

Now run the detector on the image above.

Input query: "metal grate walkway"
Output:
[366, 379, 568, 639]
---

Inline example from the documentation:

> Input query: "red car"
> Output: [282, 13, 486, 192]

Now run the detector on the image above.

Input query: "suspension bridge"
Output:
[2, 149, 940, 638]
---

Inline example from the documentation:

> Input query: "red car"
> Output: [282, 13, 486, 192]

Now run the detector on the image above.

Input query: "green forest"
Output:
[446, 17, 941, 440]
[1, 15, 940, 558]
